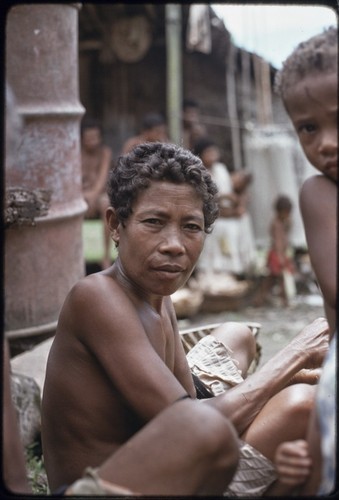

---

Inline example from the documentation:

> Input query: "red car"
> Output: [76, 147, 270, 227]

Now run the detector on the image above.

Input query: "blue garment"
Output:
[317, 335, 336, 495]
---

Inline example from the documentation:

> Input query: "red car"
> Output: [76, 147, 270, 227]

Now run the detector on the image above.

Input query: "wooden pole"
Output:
[226, 42, 242, 170]
[165, 4, 182, 145]
[253, 54, 273, 125]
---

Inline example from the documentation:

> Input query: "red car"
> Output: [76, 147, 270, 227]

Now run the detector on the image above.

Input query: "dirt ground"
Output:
[177, 293, 325, 367]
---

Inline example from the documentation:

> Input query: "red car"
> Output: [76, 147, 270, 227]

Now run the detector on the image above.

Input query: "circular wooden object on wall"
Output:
[111, 15, 152, 63]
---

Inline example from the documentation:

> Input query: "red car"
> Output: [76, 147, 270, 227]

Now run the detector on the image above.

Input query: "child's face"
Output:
[278, 208, 291, 222]
[201, 146, 220, 168]
[284, 71, 337, 182]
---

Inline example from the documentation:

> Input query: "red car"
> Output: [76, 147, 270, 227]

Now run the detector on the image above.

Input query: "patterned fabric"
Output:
[224, 440, 277, 497]
[317, 336, 337, 495]
[187, 335, 277, 496]
[187, 335, 244, 396]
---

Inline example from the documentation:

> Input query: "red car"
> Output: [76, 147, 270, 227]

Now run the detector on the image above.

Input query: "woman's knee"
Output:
[190, 403, 239, 470]
[274, 384, 316, 438]
[281, 384, 316, 415]
[211, 322, 256, 370]
[213, 322, 255, 349]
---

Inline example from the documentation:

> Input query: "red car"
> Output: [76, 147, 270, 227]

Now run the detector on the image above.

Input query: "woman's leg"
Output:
[241, 383, 315, 462]
[97, 399, 239, 496]
[211, 322, 257, 378]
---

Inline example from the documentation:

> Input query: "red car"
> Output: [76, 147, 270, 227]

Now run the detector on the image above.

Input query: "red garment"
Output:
[267, 249, 294, 276]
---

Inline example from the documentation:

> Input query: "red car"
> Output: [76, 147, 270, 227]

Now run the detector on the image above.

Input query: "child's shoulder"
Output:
[300, 174, 336, 199]
[300, 174, 336, 222]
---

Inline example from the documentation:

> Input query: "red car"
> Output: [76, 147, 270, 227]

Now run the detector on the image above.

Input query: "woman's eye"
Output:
[185, 223, 203, 232]
[144, 218, 161, 225]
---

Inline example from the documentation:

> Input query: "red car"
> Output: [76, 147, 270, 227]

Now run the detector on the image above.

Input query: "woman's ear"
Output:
[106, 207, 120, 245]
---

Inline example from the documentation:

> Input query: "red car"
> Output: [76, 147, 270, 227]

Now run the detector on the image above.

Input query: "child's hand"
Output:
[275, 440, 312, 487]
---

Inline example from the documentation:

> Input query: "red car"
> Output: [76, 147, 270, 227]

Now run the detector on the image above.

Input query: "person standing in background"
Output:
[81, 118, 113, 269]
[265, 195, 296, 307]
[193, 137, 256, 279]
[182, 99, 207, 151]
[121, 112, 169, 154]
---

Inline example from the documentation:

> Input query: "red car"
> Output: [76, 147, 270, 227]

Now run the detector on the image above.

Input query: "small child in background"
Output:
[255, 195, 295, 307]
[266, 194, 295, 306]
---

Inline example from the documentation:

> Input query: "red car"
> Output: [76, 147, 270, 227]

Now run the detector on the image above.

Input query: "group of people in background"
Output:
[81, 98, 265, 293]
[81, 110, 169, 270]
[80, 97, 298, 308]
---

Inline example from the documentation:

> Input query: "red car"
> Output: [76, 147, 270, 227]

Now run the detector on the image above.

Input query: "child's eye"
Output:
[298, 123, 316, 134]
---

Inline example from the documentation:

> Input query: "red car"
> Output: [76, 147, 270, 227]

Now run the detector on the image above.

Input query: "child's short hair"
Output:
[274, 195, 292, 213]
[275, 26, 338, 101]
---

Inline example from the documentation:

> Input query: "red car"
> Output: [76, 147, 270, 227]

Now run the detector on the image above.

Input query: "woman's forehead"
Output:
[133, 180, 203, 210]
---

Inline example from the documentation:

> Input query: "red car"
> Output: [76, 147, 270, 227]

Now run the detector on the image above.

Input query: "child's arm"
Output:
[300, 175, 337, 336]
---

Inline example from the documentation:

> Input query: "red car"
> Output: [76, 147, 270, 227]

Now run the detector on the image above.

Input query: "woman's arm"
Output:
[206, 318, 329, 434]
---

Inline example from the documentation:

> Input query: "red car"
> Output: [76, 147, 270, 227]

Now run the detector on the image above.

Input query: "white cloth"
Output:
[186, 5, 212, 54]
[198, 162, 256, 275]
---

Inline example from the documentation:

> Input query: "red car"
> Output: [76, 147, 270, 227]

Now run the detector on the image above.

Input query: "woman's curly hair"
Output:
[275, 26, 338, 102]
[107, 142, 219, 233]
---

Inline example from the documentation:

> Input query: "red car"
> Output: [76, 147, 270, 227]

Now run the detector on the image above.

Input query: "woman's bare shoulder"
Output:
[59, 271, 140, 342]
[62, 271, 126, 320]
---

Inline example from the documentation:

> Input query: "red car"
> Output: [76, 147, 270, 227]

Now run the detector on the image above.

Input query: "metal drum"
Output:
[5, 4, 86, 340]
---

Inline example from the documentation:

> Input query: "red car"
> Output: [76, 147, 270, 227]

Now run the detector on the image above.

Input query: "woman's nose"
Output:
[159, 227, 185, 254]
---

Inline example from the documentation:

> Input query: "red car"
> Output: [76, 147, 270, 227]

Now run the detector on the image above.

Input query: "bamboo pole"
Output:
[226, 42, 242, 170]
[165, 4, 182, 145]
[253, 54, 273, 125]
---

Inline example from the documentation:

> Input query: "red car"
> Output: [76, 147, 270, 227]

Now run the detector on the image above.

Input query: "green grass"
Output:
[25, 440, 49, 494]
[82, 219, 117, 262]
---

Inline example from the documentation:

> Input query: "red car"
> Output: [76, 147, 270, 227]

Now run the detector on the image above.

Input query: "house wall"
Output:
[77, 5, 254, 167]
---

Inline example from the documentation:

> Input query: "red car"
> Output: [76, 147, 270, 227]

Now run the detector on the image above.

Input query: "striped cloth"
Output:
[187, 335, 277, 496]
